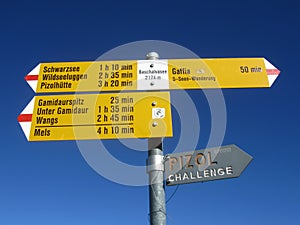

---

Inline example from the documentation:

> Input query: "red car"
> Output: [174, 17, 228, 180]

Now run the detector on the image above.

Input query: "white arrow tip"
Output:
[20, 97, 35, 115]
[264, 59, 280, 87]
[268, 75, 278, 87]
[18, 98, 35, 141]
[24, 64, 40, 92]
[19, 122, 31, 140]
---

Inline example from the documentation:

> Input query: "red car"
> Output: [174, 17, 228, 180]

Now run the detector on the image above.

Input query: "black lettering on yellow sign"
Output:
[99, 64, 134, 71]
[43, 66, 80, 73]
[42, 73, 87, 82]
[38, 98, 84, 106]
[172, 76, 216, 82]
[98, 63, 135, 89]
[57, 107, 89, 114]
[121, 64, 133, 70]
[240, 66, 262, 73]
[34, 128, 51, 136]
[36, 108, 55, 115]
[171, 67, 191, 74]
[121, 71, 133, 78]
[40, 82, 72, 89]
[36, 117, 58, 125]
[94, 92, 136, 136]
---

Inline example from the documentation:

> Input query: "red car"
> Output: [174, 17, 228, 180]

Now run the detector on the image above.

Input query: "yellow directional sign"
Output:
[25, 58, 280, 93]
[169, 58, 278, 89]
[18, 92, 173, 141]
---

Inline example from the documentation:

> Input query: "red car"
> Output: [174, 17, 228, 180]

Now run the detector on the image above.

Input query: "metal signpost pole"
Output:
[146, 52, 166, 225]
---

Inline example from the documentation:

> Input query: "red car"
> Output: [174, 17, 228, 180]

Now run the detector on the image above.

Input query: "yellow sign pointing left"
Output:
[18, 92, 173, 141]
[26, 60, 138, 93]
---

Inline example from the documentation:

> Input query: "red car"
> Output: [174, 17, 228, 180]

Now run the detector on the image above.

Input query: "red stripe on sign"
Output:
[25, 75, 38, 81]
[18, 114, 32, 122]
[267, 69, 280, 75]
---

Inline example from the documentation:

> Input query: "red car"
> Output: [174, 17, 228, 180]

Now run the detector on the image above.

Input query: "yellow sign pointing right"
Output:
[169, 58, 275, 89]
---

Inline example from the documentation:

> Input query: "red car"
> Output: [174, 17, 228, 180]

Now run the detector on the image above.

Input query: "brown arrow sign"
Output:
[164, 144, 252, 186]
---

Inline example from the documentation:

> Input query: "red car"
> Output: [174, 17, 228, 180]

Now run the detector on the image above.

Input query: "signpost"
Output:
[18, 50, 281, 225]
[164, 145, 252, 186]
[25, 58, 280, 93]
[18, 92, 173, 141]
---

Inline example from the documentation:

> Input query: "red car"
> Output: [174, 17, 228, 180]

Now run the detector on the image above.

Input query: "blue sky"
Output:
[1, 0, 300, 224]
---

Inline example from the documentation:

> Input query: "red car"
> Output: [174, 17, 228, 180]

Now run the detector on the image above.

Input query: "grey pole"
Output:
[146, 52, 166, 225]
